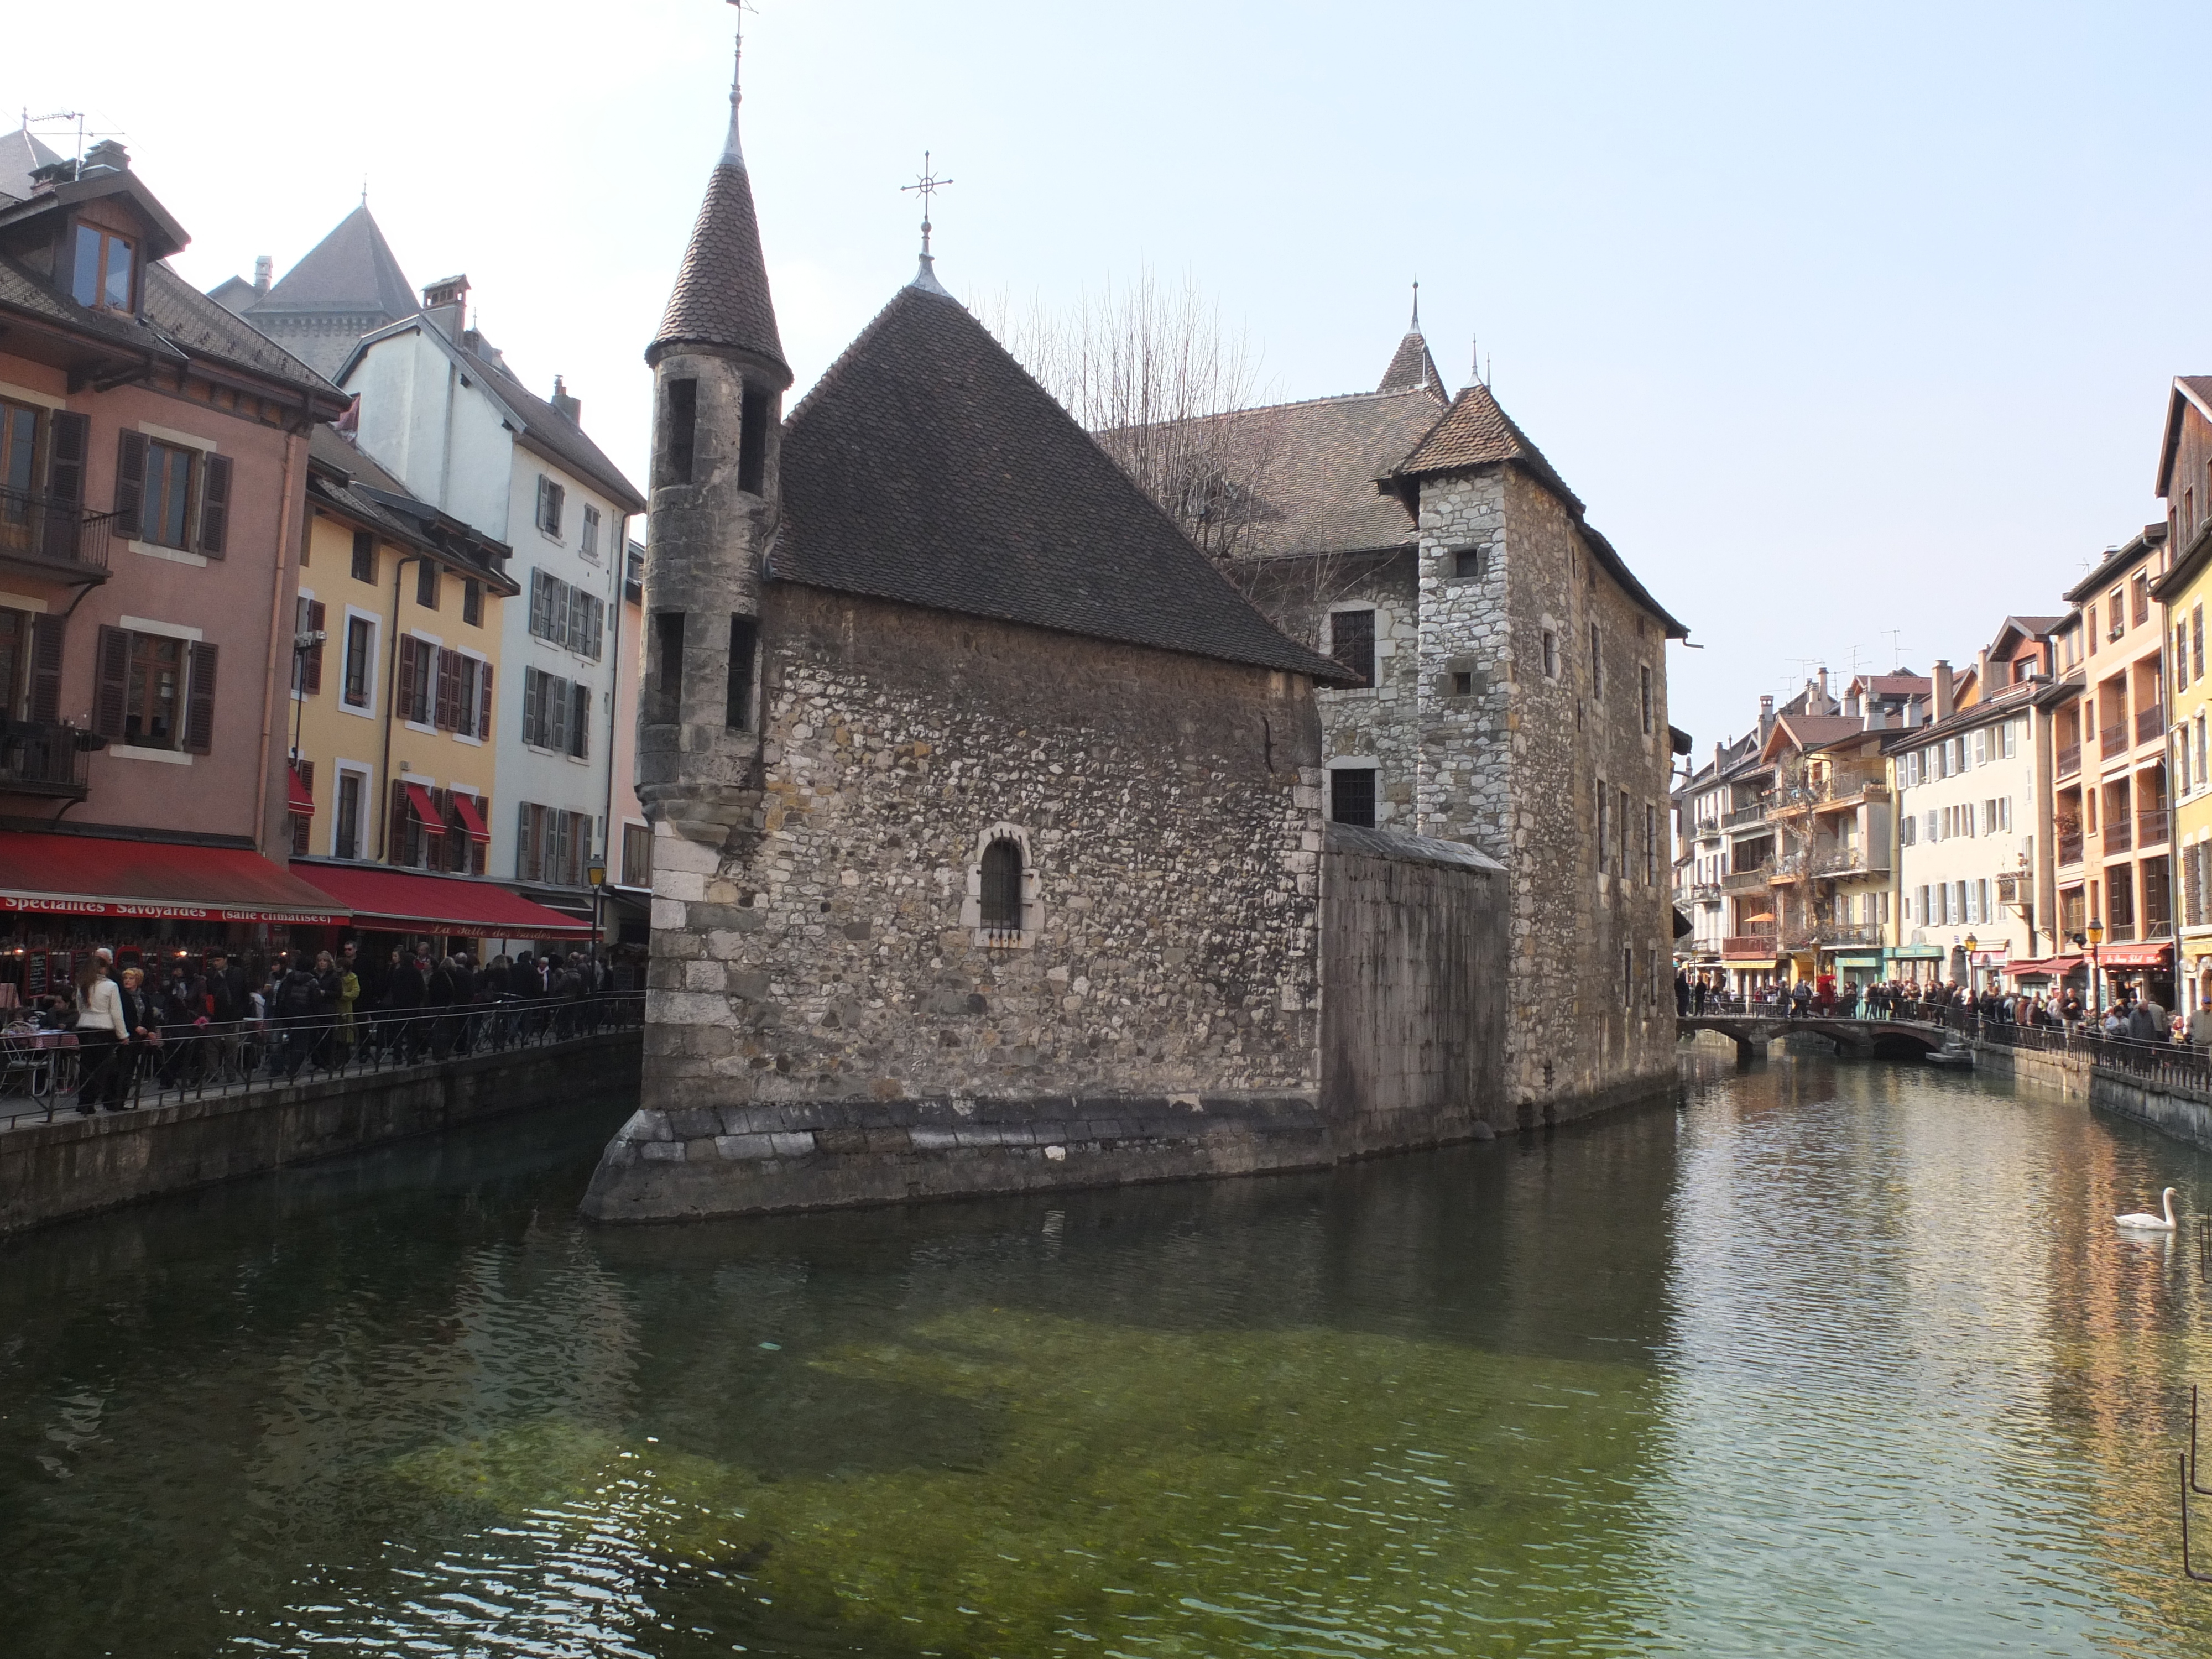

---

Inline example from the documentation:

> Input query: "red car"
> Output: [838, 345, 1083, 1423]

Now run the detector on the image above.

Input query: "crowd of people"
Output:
[1675, 966, 2212, 1046]
[2, 940, 622, 1113]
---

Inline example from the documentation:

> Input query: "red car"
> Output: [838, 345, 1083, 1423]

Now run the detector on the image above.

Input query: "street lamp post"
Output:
[1963, 932, 1979, 998]
[587, 851, 607, 964]
[2084, 919, 2105, 1018]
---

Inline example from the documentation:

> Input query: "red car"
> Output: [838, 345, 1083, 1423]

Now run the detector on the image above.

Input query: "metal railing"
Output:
[0, 718, 92, 796]
[2103, 722, 2131, 759]
[1722, 931, 1778, 958]
[2058, 743, 2081, 779]
[2058, 833, 2085, 866]
[2142, 808, 2172, 846]
[1722, 866, 1772, 890]
[0, 487, 116, 573]
[2106, 817, 2133, 854]
[1896, 998, 2212, 1092]
[2140, 705, 2169, 747]
[0, 990, 643, 1126]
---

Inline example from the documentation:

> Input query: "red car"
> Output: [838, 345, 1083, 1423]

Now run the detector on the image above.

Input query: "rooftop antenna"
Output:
[902, 149, 954, 296]
[23, 108, 121, 181]
[1883, 628, 1906, 670]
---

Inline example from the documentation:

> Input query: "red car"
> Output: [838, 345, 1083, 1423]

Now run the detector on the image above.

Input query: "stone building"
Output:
[208, 204, 420, 382]
[585, 57, 1517, 1221]
[1199, 325, 1691, 1119]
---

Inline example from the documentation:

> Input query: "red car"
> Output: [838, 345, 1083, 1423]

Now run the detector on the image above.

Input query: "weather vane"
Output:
[902, 150, 954, 261]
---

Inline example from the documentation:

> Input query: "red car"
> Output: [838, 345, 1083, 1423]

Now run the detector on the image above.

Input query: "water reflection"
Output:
[6, 1050, 2212, 1653]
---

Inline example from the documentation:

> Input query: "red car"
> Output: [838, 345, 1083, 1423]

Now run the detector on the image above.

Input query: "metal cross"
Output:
[902, 151, 954, 258]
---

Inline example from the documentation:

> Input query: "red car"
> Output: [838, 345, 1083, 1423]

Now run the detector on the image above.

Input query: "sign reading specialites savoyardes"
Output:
[0, 895, 344, 924]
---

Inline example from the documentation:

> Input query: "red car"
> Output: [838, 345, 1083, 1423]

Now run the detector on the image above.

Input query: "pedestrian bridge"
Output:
[1677, 1014, 1954, 1062]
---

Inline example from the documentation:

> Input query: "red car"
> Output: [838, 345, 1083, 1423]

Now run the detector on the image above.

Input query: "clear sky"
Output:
[11, 1, 2204, 759]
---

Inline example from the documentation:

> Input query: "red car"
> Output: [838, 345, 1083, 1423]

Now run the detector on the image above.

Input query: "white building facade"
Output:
[1890, 691, 2041, 989]
[339, 283, 645, 925]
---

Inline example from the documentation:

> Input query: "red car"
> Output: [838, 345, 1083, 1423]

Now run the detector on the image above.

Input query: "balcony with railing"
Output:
[0, 488, 116, 583]
[2138, 807, 2171, 847]
[2138, 704, 2168, 747]
[2103, 816, 2132, 854]
[1721, 865, 1772, 891]
[2056, 741, 2081, 779]
[2100, 721, 2130, 761]
[0, 719, 93, 799]
[1722, 926, 1778, 959]
[1723, 802, 1769, 830]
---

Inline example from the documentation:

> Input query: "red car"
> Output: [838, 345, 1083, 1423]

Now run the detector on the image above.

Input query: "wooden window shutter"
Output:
[391, 780, 410, 864]
[93, 625, 129, 738]
[434, 646, 461, 730]
[477, 660, 494, 740]
[184, 643, 217, 754]
[571, 680, 590, 759]
[113, 430, 147, 539]
[28, 614, 65, 723]
[197, 453, 232, 556]
[395, 635, 419, 722]
[302, 601, 326, 694]
[46, 410, 88, 506]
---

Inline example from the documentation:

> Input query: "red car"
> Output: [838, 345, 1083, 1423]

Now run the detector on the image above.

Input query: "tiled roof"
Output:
[0, 126, 62, 202]
[651, 156, 787, 380]
[1392, 381, 1583, 511]
[1376, 330, 1444, 397]
[775, 283, 1353, 682]
[308, 424, 517, 592]
[1164, 388, 1442, 560]
[253, 204, 419, 321]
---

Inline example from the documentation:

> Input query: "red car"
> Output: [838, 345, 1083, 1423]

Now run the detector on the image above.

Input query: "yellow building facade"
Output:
[287, 428, 517, 879]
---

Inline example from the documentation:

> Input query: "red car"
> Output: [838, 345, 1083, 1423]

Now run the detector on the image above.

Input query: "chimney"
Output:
[1863, 702, 1887, 732]
[1759, 694, 1775, 737]
[1933, 659, 1955, 722]
[253, 254, 272, 295]
[81, 139, 129, 175]
[550, 374, 581, 425]
[1817, 666, 1830, 705]
[1844, 690, 1862, 718]
[1977, 648, 1991, 693]
[420, 274, 470, 341]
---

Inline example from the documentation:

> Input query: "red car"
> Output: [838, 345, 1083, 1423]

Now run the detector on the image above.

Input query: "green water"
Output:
[7, 1046, 2212, 1655]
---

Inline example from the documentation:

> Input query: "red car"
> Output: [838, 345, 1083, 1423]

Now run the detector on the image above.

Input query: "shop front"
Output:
[2088, 940, 2174, 1013]
[2005, 953, 2085, 996]
[0, 828, 350, 1011]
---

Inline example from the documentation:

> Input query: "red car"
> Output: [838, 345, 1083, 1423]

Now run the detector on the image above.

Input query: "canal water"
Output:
[8, 1046, 2212, 1657]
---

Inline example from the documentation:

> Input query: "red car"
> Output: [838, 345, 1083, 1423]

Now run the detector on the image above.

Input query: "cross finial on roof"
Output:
[1410, 280, 1420, 332]
[902, 150, 955, 295]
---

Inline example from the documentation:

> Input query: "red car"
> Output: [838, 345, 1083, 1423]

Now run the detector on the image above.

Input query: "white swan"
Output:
[2116, 1187, 2180, 1230]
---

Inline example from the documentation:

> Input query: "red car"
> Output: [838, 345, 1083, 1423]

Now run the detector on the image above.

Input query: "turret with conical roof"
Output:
[637, 23, 790, 848]
[1376, 284, 1445, 399]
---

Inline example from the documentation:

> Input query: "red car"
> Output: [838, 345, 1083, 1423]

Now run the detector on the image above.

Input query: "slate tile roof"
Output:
[1376, 330, 1445, 397]
[1393, 381, 1583, 511]
[775, 283, 1354, 682]
[309, 423, 519, 592]
[252, 204, 419, 322]
[651, 158, 787, 380]
[1164, 388, 1443, 561]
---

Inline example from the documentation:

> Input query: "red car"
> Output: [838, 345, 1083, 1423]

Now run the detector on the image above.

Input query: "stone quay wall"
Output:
[0, 1032, 641, 1236]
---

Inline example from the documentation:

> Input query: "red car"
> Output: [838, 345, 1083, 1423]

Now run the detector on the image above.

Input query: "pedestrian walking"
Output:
[71, 951, 127, 1114]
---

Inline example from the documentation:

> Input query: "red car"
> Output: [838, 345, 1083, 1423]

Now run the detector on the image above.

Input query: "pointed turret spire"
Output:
[648, 8, 787, 379]
[1377, 284, 1445, 400]
[722, 13, 745, 169]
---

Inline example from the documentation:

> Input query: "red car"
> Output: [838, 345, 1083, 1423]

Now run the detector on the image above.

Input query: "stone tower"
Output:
[638, 29, 792, 849]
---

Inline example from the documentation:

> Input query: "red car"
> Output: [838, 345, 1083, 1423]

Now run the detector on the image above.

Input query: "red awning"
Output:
[288, 862, 594, 937]
[2098, 941, 2173, 969]
[0, 830, 349, 924]
[287, 766, 312, 814]
[2007, 954, 2083, 979]
[403, 781, 445, 837]
[451, 793, 490, 843]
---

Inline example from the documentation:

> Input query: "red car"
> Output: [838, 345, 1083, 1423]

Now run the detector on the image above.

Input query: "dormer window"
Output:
[70, 223, 134, 312]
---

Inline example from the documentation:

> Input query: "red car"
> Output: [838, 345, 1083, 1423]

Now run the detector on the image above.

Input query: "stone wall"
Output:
[636, 586, 1327, 1112]
[1321, 823, 1505, 1152]
[1413, 468, 1677, 1125]
[0, 1032, 641, 1236]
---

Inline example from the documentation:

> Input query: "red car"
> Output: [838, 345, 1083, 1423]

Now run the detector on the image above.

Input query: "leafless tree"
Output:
[984, 270, 1283, 565]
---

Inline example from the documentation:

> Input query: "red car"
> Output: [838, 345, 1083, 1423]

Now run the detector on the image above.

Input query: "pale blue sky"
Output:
[11, 1, 2202, 754]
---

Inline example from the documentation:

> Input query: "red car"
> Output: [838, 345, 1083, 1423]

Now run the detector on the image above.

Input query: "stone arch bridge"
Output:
[1677, 1014, 1954, 1063]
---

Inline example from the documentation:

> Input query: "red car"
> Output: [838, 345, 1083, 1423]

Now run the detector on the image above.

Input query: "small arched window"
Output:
[979, 837, 1025, 939]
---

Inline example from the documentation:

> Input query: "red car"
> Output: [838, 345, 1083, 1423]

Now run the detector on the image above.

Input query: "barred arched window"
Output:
[980, 837, 1025, 939]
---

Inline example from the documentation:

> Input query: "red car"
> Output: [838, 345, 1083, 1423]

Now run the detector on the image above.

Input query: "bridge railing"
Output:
[0, 990, 645, 1128]
[1887, 998, 2212, 1087]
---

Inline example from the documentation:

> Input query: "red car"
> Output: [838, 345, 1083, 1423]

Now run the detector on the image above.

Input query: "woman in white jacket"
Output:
[72, 951, 127, 1114]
